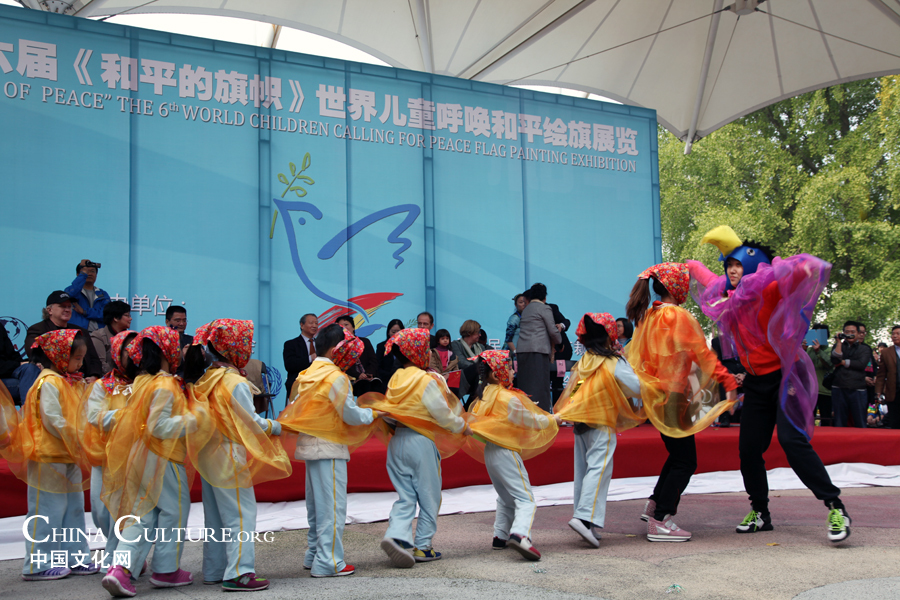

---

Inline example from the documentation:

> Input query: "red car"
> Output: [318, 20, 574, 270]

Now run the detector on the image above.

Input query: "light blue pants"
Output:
[384, 428, 442, 550]
[484, 443, 536, 540]
[90, 466, 118, 573]
[572, 426, 617, 528]
[304, 458, 349, 576]
[201, 478, 258, 582]
[22, 462, 91, 575]
[115, 460, 190, 575]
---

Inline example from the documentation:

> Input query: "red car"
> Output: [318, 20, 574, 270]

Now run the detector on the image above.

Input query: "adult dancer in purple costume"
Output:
[688, 226, 850, 543]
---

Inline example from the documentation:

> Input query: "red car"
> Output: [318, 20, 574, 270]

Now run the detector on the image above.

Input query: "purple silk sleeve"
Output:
[688, 255, 831, 439]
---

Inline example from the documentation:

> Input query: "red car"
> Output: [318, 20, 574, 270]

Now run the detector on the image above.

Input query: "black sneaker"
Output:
[736, 510, 773, 533]
[492, 537, 507, 550]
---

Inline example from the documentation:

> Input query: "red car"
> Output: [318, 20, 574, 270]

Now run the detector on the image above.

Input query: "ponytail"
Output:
[625, 279, 651, 325]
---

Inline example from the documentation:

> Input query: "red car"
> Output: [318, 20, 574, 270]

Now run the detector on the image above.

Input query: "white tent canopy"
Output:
[9, 0, 900, 147]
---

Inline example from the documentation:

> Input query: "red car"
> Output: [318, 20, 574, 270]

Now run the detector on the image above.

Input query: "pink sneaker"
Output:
[647, 515, 691, 542]
[149, 568, 193, 588]
[640, 499, 656, 522]
[102, 566, 136, 598]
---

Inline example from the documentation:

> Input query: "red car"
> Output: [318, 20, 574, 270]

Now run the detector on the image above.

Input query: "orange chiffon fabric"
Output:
[102, 372, 208, 526]
[79, 377, 132, 468]
[463, 384, 558, 463]
[0, 371, 91, 493]
[627, 304, 736, 437]
[186, 367, 291, 488]
[554, 353, 646, 431]
[277, 361, 388, 460]
[357, 367, 468, 459]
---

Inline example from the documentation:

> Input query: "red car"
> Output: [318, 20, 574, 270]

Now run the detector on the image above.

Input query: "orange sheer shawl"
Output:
[186, 367, 291, 488]
[277, 361, 387, 459]
[627, 304, 735, 437]
[0, 371, 91, 493]
[357, 367, 468, 459]
[464, 384, 558, 463]
[102, 372, 207, 525]
[79, 378, 132, 468]
[554, 353, 646, 431]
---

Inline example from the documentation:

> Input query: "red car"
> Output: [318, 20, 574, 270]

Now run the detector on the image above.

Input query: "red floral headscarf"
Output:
[193, 319, 254, 369]
[638, 262, 690, 305]
[576, 313, 618, 344]
[384, 328, 430, 370]
[478, 349, 514, 389]
[110, 330, 137, 373]
[127, 326, 182, 371]
[333, 329, 364, 372]
[31, 329, 82, 379]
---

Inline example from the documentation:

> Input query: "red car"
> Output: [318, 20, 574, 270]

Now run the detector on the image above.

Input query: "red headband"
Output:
[638, 262, 690, 305]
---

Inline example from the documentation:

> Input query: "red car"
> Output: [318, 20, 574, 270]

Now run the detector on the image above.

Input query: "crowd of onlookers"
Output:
[1, 260, 897, 430]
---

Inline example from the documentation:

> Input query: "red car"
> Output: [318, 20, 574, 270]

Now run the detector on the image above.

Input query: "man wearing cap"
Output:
[64, 259, 111, 332]
[24, 291, 103, 380]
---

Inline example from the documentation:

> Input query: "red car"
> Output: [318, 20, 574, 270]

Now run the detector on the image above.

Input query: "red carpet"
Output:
[2, 425, 898, 518]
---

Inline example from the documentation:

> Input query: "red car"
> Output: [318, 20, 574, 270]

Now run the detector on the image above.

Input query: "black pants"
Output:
[887, 401, 900, 429]
[816, 393, 833, 426]
[740, 370, 841, 513]
[650, 433, 697, 520]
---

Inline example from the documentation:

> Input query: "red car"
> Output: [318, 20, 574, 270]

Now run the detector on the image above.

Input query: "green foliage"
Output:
[660, 77, 900, 339]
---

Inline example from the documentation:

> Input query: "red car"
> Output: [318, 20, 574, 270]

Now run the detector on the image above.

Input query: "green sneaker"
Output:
[827, 507, 851, 543]
[736, 510, 773, 533]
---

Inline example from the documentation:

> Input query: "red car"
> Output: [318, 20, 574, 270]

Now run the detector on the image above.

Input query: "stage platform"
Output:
[1, 424, 898, 518]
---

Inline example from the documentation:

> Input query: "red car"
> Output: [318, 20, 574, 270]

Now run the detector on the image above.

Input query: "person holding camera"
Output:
[65, 259, 110, 332]
[831, 321, 873, 428]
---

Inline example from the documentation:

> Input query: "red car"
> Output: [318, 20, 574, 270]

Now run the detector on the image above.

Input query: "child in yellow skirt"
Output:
[185, 319, 290, 591]
[4, 330, 97, 580]
[81, 329, 138, 574]
[278, 323, 386, 578]
[464, 349, 558, 560]
[359, 328, 471, 568]
[554, 313, 645, 547]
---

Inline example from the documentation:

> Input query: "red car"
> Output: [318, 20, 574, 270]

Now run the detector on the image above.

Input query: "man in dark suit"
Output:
[165, 305, 193, 349]
[548, 302, 571, 402]
[874, 324, 900, 430]
[24, 290, 103, 380]
[283, 313, 319, 400]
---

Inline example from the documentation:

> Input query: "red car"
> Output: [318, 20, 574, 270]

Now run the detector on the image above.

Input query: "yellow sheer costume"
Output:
[79, 378, 132, 468]
[464, 384, 558, 463]
[102, 372, 209, 526]
[358, 367, 469, 459]
[278, 360, 388, 458]
[627, 304, 736, 437]
[0, 371, 91, 493]
[187, 367, 291, 487]
[554, 353, 646, 431]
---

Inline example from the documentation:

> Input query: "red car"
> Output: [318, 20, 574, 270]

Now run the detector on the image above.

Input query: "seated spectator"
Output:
[24, 290, 103, 380]
[90, 300, 132, 375]
[64, 259, 110, 332]
[429, 328, 458, 376]
[451, 319, 485, 406]
[505, 293, 529, 352]
[165, 305, 193, 349]
[375, 319, 405, 385]
[336, 315, 380, 395]
[616, 318, 634, 348]
[0, 323, 40, 405]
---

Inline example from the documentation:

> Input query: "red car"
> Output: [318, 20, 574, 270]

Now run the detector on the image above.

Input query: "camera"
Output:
[836, 333, 847, 341]
[83, 260, 101, 269]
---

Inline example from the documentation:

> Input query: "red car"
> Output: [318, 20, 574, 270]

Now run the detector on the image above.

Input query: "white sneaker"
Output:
[647, 514, 691, 542]
[568, 518, 600, 548]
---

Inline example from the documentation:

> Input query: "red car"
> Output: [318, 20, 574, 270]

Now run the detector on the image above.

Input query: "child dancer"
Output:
[359, 328, 471, 568]
[81, 329, 137, 573]
[184, 319, 290, 591]
[553, 313, 644, 547]
[278, 324, 385, 578]
[689, 225, 850, 542]
[464, 349, 557, 560]
[3, 330, 97, 580]
[625, 263, 737, 542]
[101, 326, 205, 597]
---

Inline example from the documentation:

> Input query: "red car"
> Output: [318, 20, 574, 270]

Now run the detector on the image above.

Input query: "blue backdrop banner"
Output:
[0, 6, 661, 411]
